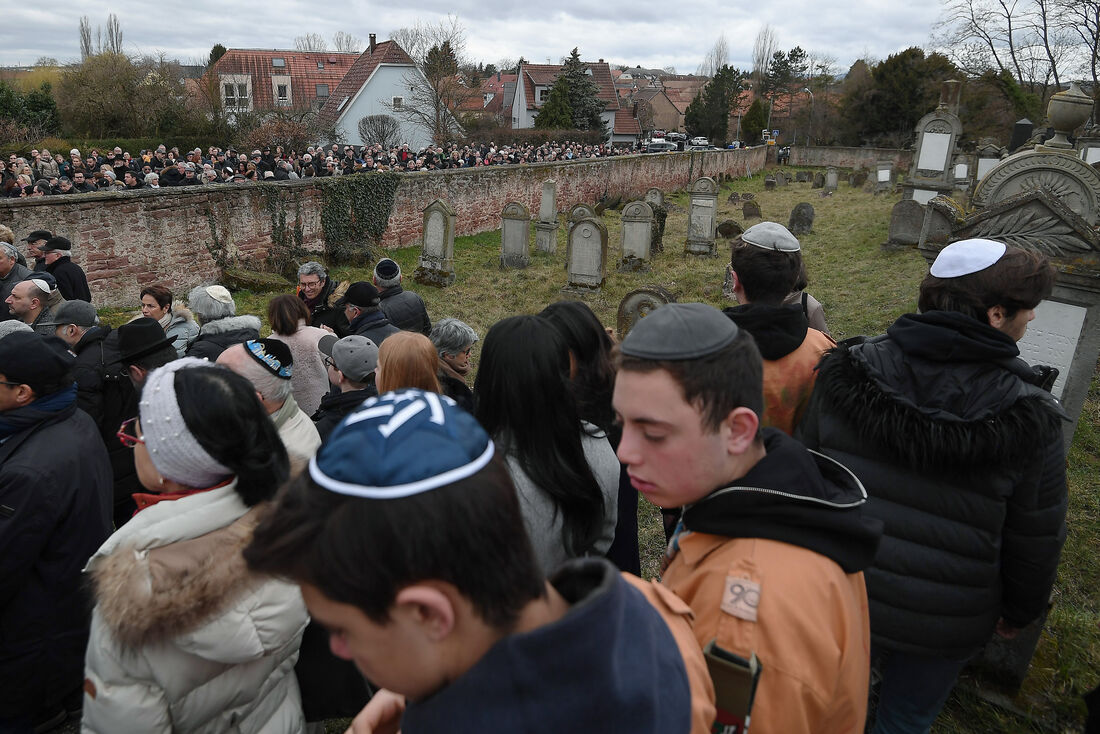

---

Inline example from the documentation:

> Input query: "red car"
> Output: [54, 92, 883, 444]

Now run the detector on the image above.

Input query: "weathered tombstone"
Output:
[904, 81, 964, 204]
[882, 199, 929, 250]
[975, 139, 1006, 182]
[565, 217, 608, 290]
[685, 176, 719, 256]
[788, 202, 815, 236]
[1007, 118, 1034, 153]
[775, 171, 788, 187]
[619, 201, 653, 272]
[727, 192, 740, 203]
[875, 162, 895, 193]
[616, 285, 677, 338]
[742, 200, 762, 220]
[644, 187, 664, 208]
[824, 167, 839, 192]
[796, 171, 810, 183]
[812, 172, 825, 188]
[849, 171, 868, 188]
[717, 219, 743, 238]
[764, 176, 777, 190]
[500, 201, 531, 268]
[568, 203, 597, 239]
[535, 179, 559, 254]
[651, 204, 667, 254]
[414, 198, 457, 287]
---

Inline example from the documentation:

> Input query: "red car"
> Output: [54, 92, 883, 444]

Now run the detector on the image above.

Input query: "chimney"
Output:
[598, 58, 604, 63]
[369, 34, 376, 54]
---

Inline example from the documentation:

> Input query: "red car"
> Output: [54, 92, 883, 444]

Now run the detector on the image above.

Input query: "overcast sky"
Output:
[0, 1, 938, 74]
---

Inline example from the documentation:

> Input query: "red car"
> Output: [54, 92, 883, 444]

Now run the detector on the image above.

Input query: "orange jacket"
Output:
[663, 533, 871, 734]
[762, 327, 834, 435]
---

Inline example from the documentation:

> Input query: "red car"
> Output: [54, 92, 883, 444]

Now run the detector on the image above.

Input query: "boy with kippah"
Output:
[613, 303, 882, 733]
[244, 389, 715, 733]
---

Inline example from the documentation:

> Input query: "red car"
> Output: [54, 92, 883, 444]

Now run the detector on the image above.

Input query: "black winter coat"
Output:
[0, 398, 113, 717]
[348, 309, 400, 346]
[798, 311, 1067, 658]
[311, 387, 377, 442]
[45, 256, 92, 302]
[300, 278, 349, 337]
[379, 285, 431, 334]
[185, 315, 262, 361]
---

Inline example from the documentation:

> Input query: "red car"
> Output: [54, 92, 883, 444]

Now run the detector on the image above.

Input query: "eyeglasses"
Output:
[322, 356, 336, 369]
[117, 417, 144, 448]
[0, 380, 25, 387]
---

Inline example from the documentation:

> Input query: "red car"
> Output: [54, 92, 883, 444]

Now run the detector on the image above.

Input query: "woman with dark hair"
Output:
[140, 284, 198, 357]
[474, 315, 618, 574]
[376, 331, 441, 394]
[266, 294, 329, 416]
[82, 359, 307, 733]
[539, 300, 640, 574]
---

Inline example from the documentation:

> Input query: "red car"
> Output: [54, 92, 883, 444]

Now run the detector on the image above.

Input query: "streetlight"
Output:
[803, 87, 815, 145]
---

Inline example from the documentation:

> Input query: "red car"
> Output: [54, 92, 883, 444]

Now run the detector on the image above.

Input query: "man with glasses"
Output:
[296, 261, 348, 336]
[0, 331, 113, 733]
[311, 334, 378, 440]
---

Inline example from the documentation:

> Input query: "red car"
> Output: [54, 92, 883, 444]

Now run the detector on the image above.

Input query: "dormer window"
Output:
[272, 58, 285, 68]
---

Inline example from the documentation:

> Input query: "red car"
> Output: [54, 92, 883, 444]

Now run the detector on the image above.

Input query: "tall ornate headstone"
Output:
[619, 201, 653, 272]
[500, 201, 531, 269]
[413, 199, 456, 287]
[904, 81, 964, 204]
[616, 286, 676, 338]
[565, 217, 608, 291]
[685, 176, 718, 256]
[535, 179, 559, 254]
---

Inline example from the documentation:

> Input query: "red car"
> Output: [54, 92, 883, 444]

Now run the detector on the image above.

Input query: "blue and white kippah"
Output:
[310, 389, 494, 499]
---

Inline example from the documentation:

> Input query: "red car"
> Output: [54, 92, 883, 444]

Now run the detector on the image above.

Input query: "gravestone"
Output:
[567, 203, 597, 241]
[775, 171, 788, 187]
[616, 285, 677, 338]
[812, 172, 825, 188]
[742, 200, 762, 220]
[875, 162, 895, 194]
[727, 192, 741, 203]
[975, 139, 1006, 182]
[788, 202, 815, 236]
[645, 187, 664, 208]
[413, 199, 457, 287]
[535, 179, 559, 254]
[651, 203, 668, 254]
[565, 217, 608, 290]
[717, 219, 743, 238]
[904, 81, 964, 204]
[1008, 118, 1034, 153]
[500, 201, 531, 268]
[824, 167, 839, 193]
[971, 150, 1100, 226]
[685, 176, 719, 256]
[764, 176, 777, 190]
[882, 199, 928, 250]
[796, 171, 810, 183]
[619, 201, 653, 272]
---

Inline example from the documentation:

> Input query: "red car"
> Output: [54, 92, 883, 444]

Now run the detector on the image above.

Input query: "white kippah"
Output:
[139, 357, 232, 487]
[930, 239, 1007, 278]
[204, 285, 234, 305]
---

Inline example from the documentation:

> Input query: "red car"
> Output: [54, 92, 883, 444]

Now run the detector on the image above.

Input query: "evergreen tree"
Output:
[684, 65, 746, 144]
[534, 76, 574, 128]
[742, 98, 768, 144]
[208, 44, 227, 68]
[559, 48, 606, 133]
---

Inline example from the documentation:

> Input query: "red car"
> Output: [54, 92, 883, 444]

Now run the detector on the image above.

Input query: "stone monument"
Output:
[903, 81, 964, 204]
[824, 167, 839, 193]
[742, 200, 762, 220]
[975, 139, 1006, 182]
[644, 187, 664, 208]
[568, 203, 597, 239]
[764, 176, 777, 190]
[796, 171, 810, 183]
[874, 162, 895, 194]
[565, 217, 608, 291]
[619, 201, 653, 272]
[812, 172, 824, 188]
[789, 202, 815, 236]
[500, 201, 531, 269]
[413, 199, 457, 287]
[535, 179, 559, 254]
[616, 285, 677, 338]
[685, 176, 718, 256]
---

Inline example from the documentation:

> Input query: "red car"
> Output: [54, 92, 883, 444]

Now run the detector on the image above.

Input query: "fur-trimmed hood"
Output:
[198, 313, 262, 336]
[169, 306, 197, 326]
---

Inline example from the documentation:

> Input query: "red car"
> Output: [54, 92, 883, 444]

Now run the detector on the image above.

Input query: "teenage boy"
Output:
[244, 389, 715, 733]
[612, 302, 882, 733]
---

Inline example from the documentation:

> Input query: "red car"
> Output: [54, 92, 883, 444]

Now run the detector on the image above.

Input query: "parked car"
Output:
[652, 130, 667, 139]
[665, 132, 687, 141]
[645, 140, 678, 153]
[690, 136, 709, 146]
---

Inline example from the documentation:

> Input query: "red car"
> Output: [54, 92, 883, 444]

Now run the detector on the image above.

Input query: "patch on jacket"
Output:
[721, 576, 761, 622]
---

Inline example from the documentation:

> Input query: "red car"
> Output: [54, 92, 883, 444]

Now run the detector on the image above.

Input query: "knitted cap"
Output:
[374, 258, 401, 288]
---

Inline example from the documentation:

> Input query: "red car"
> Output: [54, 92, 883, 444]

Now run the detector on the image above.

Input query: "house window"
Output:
[224, 83, 236, 107]
[392, 96, 404, 109]
[272, 57, 285, 67]
[316, 84, 329, 97]
[538, 87, 550, 104]
[317, 61, 324, 69]
[277, 84, 289, 104]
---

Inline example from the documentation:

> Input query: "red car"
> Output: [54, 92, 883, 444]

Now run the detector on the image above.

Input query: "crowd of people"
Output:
[0, 213, 1074, 734]
[2, 139, 635, 198]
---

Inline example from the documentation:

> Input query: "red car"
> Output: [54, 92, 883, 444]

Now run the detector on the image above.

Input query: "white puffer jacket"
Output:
[82, 483, 308, 734]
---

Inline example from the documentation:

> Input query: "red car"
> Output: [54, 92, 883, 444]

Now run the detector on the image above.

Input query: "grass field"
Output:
[103, 169, 1098, 733]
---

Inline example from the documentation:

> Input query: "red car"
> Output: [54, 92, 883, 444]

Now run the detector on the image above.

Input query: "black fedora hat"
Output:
[118, 317, 177, 363]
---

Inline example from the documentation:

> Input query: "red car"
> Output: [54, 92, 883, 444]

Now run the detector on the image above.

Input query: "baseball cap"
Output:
[38, 299, 98, 328]
[319, 334, 378, 382]
[343, 282, 380, 308]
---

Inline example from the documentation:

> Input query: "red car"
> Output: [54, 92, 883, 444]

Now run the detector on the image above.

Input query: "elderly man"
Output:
[0, 242, 31, 320]
[42, 236, 91, 302]
[343, 282, 399, 346]
[216, 338, 320, 475]
[296, 261, 348, 335]
[22, 229, 51, 272]
[5, 278, 56, 335]
[0, 332, 113, 732]
[373, 258, 430, 334]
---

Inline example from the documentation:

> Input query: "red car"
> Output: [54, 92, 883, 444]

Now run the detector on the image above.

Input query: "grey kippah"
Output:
[741, 221, 801, 252]
[620, 302, 739, 360]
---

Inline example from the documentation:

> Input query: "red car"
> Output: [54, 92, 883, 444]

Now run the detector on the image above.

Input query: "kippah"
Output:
[204, 285, 234, 304]
[244, 338, 293, 379]
[742, 221, 801, 252]
[311, 389, 494, 499]
[620, 302, 739, 360]
[930, 238, 1007, 277]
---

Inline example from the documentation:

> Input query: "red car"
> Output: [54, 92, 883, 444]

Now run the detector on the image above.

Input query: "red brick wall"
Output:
[0, 148, 766, 306]
[789, 145, 912, 172]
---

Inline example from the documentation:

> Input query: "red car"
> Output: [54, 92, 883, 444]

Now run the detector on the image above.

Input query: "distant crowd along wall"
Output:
[0, 147, 766, 307]
[789, 146, 913, 172]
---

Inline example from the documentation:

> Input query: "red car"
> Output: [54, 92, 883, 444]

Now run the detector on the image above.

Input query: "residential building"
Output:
[202, 48, 358, 112]
[511, 60, 618, 135]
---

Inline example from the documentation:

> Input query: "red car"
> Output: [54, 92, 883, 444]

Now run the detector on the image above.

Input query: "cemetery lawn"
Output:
[100, 169, 1099, 733]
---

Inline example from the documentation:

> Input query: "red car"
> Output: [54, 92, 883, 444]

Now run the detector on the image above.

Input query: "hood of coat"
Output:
[198, 314, 262, 336]
[722, 303, 807, 360]
[169, 307, 197, 326]
[87, 484, 276, 651]
[683, 429, 883, 573]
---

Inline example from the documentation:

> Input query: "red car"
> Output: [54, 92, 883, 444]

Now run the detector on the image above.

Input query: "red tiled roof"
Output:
[481, 73, 516, 95]
[661, 77, 707, 114]
[206, 49, 358, 111]
[613, 108, 641, 136]
[317, 40, 417, 127]
[520, 61, 617, 112]
[483, 92, 505, 114]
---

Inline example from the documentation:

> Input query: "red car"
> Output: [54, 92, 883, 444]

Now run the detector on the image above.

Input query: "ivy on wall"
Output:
[259, 183, 306, 277]
[319, 172, 401, 264]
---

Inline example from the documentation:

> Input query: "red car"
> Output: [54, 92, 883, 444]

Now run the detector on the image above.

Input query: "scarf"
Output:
[0, 384, 77, 441]
[157, 311, 172, 330]
[132, 478, 233, 515]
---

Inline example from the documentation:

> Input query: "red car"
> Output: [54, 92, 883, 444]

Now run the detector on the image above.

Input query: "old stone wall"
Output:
[789, 145, 912, 172]
[0, 147, 766, 306]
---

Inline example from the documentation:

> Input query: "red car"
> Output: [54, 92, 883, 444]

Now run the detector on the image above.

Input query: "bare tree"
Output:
[105, 13, 123, 54]
[79, 16, 93, 60]
[1060, 0, 1100, 119]
[295, 33, 329, 51]
[387, 17, 474, 142]
[358, 114, 402, 147]
[696, 34, 730, 78]
[332, 31, 362, 53]
[751, 25, 778, 90]
[390, 15, 466, 65]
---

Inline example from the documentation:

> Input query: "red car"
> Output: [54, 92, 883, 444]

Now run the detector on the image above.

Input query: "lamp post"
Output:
[803, 87, 814, 145]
